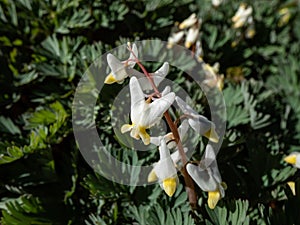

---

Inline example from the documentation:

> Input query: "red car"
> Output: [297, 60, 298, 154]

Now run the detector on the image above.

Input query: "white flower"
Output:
[186, 144, 226, 209]
[212, 0, 223, 7]
[185, 24, 200, 48]
[232, 4, 253, 28]
[179, 13, 198, 29]
[104, 43, 138, 84]
[121, 77, 175, 145]
[132, 62, 169, 91]
[148, 138, 179, 197]
[175, 97, 219, 143]
[167, 31, 185, 48]
[284, 152, 300, 168]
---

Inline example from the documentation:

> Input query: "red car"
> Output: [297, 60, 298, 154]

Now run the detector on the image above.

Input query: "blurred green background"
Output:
[1, 0, 300, 224]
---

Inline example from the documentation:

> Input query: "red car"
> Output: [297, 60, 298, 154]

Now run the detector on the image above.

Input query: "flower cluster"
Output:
[231, 3, 255, 46]
[167, 13, 202, 49]
[167, 13, 224, 91]
[104, 43, 225, 209]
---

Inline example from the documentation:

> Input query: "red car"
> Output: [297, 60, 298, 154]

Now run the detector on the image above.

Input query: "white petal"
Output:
[202, 144, 223, 183]
[107, 53, 128, 81]
[188, 115, 212, 135]
[175, 96, 198, 116]
[186, 163, 218, 192]
[171, 147, 188, 164]
[150, 136, 161, 146]
[129, 63, 169, 91]
[161, 86, 171, 96]
[152, 62, 169, 78]
[296, 153, 300, 168]
[195, 40, 203, 59]
[128, 43, 138, 68]
[154, 139, 177, 179]
[149, 62, 169, 89]
[178, 119, 189, 142]
[129, 77, 146, 123]
[141, 92, 175, 127]
[167, 31, 185, 47]
[185, 25, 199, 48]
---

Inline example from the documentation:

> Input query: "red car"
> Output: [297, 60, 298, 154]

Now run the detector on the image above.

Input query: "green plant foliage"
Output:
[1, 0, 300, 224]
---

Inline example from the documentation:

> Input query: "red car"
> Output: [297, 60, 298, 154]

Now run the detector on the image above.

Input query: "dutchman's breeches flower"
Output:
[175, 97, 219, 143]
[186, 144, 226, 209]
[185, 23, 200, 49]
[149, 138, 178, 197]
[121, 77, 175, 145]
[104, 43, 138, 84]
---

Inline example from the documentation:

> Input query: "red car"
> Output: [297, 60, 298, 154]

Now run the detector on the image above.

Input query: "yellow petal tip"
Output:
[287, 181, 296, 196]
[147, 170, 158, 183]
[208, 190, 221, 209]
[163, 177, 177, 197]
[204, 129, 219, 143]
[284, 155, 297, 165]
[104, 73, 117, 84]
[121, 124, 133, 133]
[185, 42, 192, 48]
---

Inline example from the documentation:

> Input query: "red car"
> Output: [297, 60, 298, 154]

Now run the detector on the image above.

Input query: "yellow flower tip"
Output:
[121, 124, 133, 133]
[208, 190, 221, 209]
[284, 155, 297, 165]
[204, 129, 219, 143]
[104, 73, 117, 84]
[287, 181, 296, 196]
[163, 177, 177, 197]
[185, 42, 192, 49]
[147, 169, 158, 183]
[138, 126, 150, 145]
